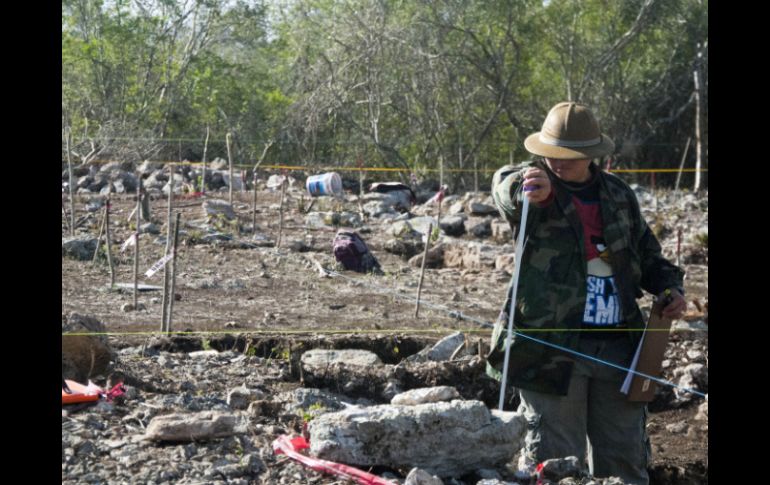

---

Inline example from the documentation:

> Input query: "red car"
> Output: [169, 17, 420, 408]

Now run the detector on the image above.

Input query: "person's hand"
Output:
[522, 167, 552, 204]
[660, 288, 687, 319]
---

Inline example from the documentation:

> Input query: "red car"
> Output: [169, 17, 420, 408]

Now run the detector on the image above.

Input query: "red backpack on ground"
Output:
[332, 230, 382, 274]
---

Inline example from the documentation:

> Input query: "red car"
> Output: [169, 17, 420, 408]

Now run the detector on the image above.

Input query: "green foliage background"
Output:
[62, 0, 707, 188]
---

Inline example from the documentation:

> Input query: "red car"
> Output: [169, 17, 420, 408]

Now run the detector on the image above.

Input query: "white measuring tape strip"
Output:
[120, 233, 137, 253]
[145, 250, 174, 278]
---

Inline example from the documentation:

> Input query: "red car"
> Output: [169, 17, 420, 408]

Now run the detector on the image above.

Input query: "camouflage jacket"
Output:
[486, 160, 684, 395]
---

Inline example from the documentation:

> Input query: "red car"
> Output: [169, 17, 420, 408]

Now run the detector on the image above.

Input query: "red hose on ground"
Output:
[272, 435, 396, 485]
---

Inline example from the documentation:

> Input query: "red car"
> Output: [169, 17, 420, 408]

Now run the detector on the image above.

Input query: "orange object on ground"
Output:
[62, 380, 102, 405]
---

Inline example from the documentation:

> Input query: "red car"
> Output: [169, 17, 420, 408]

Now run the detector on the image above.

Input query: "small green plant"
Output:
[267, 346, 290, 362]
[233, 441, 244, 457]
[186, 229, 204, 244]
[430, 226, 440, 243]
[245, 346, 257, 357]
[201, 338, 212, 351]
[308, 402, 326, 412]
[301, 403, 327, 422]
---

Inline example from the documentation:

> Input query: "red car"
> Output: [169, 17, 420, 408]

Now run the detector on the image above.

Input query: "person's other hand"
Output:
[660, 289, 687, 319]
[522, 167, 552, 204]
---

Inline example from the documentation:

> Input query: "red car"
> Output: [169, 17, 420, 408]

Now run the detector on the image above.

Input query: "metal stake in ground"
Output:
[414, 223, 433, 318]
[499, 187, 534, 411]
[65, 127, 75, 236]
[165, 212, 181, 334]
[226, 132, 234, 205]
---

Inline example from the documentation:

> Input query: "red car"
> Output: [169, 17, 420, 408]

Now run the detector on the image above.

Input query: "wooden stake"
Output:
[250, 140, 274, 239]
[92, 204, 107, 265]
[474, 156, 479, 193]
[252, 170, 258, 236]
[66, 127, 75, 236]
[277, 176, 287, 248]
[414, 223, 433, 318]
[439, 155, 444, 189]
[105, 199, 115, 288]
[161, 164, 175, 332]
[133, 177, 141, 310]
[166, 212, 181, 334]
[676, 227, 683, 267]
[226, 132, 234, 205]
[357, 156, 365, 220]
[458, 143, 464, 192]
[201, 125, 209, 193]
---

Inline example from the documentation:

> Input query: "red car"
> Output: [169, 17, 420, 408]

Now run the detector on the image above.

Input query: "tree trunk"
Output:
[674, 137, 691, 197]
[693, 47, 703, 193]
[201, 125, 209, 193]
[66, 127, 75, 236]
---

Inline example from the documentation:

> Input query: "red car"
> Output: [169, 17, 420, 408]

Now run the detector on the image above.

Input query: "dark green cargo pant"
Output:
[516, 334, 651, 485]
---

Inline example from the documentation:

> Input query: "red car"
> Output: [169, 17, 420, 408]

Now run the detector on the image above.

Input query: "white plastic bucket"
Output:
[306, 172, 342, 196]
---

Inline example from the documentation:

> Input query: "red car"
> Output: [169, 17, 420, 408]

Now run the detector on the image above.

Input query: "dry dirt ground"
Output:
[62, 186, 708, 484]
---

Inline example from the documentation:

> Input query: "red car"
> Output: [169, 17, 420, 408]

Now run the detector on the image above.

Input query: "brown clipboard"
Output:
[626, 299, 673, 402]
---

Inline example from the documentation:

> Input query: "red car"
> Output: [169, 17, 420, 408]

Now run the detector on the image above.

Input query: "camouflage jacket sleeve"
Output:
[491, 161, 540, 234]
[626, 186, 685, 295]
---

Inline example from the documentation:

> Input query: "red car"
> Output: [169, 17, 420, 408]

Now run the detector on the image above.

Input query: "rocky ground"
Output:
[62, 162, 708, 484]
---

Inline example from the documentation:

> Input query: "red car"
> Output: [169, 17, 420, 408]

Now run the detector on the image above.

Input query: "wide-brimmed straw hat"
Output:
[524, 102, 615, 159]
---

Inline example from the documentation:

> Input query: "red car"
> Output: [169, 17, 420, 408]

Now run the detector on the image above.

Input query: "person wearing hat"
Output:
[487, 102, 686, 484]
